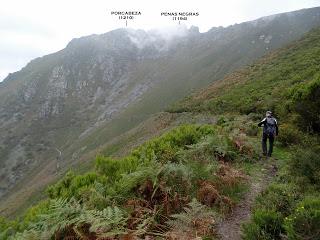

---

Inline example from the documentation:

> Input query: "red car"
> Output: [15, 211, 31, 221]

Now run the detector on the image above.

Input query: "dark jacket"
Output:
[258, 116, 279, 136]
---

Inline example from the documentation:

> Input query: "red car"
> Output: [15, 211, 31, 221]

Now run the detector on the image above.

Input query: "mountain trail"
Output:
[216, 158, 278, 240]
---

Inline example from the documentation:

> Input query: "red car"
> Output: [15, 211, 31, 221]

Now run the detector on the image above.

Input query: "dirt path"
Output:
[216, 161, 277, 240]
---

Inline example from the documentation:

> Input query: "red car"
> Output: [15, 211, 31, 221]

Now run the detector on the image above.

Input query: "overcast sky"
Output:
[1, 0, 319, 81]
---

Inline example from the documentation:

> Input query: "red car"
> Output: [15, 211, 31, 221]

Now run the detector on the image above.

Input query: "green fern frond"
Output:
[167, 198, 215, 231]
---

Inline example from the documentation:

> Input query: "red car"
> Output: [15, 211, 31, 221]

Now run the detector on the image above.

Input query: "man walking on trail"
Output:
[258, 111, 279, 157]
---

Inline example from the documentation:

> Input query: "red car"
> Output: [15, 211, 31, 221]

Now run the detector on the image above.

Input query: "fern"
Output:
[11, 230, 40, 240]
[86, 206, 128, 237]
[15, 198, 128, 239]
[41, 198, 82, 233]
[134, 209, 162, 237]
[159, 163, 193, 195]
[114, 165, 159, 197]
[167, 198, 215, 233]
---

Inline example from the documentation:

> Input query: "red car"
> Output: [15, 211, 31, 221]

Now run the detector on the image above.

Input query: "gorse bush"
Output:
[284, 196, 320, 240]
[95, 156, 143, 183]
[242, 209, 284, 240]
[46, 171, 107, 200]
[96, 124, 216, 176]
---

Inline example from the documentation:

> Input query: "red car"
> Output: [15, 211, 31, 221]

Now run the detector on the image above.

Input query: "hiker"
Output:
[258, 111, 278, 157]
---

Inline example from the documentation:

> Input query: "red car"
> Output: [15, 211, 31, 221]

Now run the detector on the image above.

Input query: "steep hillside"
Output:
[170, 25, 320, 117]
[1, 23, 320, 240]
[1, 7, 320, 215]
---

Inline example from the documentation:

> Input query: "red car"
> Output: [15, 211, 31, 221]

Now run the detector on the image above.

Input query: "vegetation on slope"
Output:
[170, 27, 320, 122]
[1, 124, 258, 239]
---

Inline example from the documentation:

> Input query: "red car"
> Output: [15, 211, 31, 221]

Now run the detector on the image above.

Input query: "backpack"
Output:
[265, 117, 277, 136]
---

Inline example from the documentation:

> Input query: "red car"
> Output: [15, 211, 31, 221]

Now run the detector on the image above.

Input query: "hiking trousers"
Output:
[262, 133, 274, 157]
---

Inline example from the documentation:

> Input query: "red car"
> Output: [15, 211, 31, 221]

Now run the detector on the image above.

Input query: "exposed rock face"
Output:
[0, 7, 320, 205]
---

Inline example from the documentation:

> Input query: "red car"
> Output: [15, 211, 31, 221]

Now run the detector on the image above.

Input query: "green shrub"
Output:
[289, 75, 320, 133]
[288, 147, 320, 187]
[0, 201, 51, 239]
[277, 124, 302, 147]
[239, 101, 258, 115]
[47, 171, 106, 199]
[248, 113, 262, 121]
[18, 200, 51, 231]
[97, 124, 216, 172]
[245, 123, 259, 136]
[80, 182, 111, 210]
[0, 217, 18, 239]
[47, 171, 76, 198]
[284, 196, 320, 240]
[208, 135, 237, 162]
[95, 156, 142, 182]
[160, 163, 194, 195]
[255, 183, 299, 216]
[242, 210, 284, 240]
[113, 165, 158, 197]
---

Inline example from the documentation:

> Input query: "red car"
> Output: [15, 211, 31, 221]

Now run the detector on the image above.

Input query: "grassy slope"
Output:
[170, 27, 320, 117]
